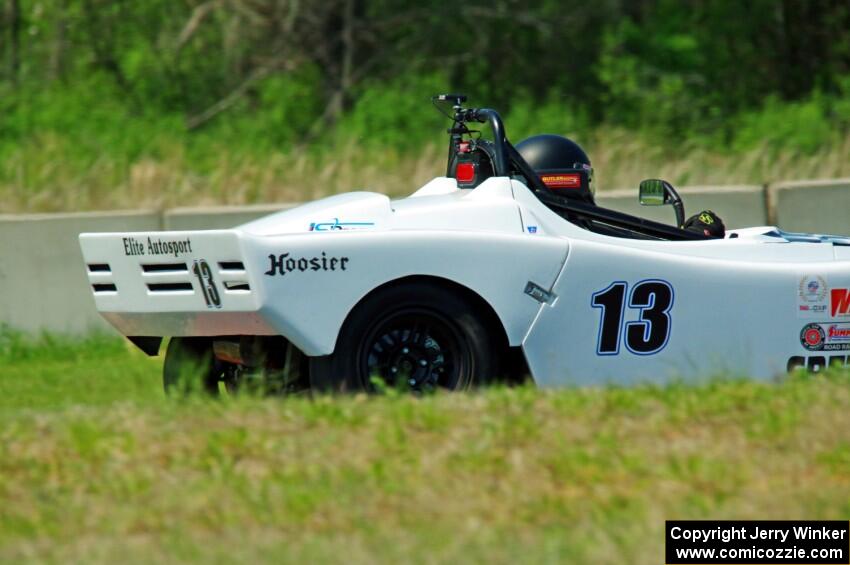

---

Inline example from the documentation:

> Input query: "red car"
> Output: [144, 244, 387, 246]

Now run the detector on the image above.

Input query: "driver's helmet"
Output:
[515, 134, 594, 204]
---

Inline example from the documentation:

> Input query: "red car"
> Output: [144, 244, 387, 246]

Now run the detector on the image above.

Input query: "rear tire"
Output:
[163, 337, 229, 396]
[309, 282, 499, 393]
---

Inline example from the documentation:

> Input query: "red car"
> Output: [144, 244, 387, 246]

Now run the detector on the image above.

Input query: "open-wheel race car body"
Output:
[80, 96, 850, 393]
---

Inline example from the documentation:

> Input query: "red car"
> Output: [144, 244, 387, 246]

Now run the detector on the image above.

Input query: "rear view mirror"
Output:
[639, 179, 669, 206]
[638, 178, 686, 228]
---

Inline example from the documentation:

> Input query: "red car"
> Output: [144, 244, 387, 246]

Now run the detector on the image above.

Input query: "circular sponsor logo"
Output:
[799, 275, 828, 303]
[801, 323, 826, 351]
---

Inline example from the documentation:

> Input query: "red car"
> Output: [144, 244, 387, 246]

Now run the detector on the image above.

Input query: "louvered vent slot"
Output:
[224, 281, 250, 291]
[219, 261, 245, 271]
[92, 283, 117, 293]
[88, 263, 111, 273]
[147, 282, 193, 292]
[142, 263, 188, 273]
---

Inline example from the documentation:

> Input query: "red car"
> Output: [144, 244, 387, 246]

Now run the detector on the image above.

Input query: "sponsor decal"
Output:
[540, 173, 581, 189]
[800, 323, 826, 351]
[827, 324, 850, 341]
[309, 218, 375, 231]
[123, 236, 193, 257]
[527, 226, 538, 234]
[264, 252, 349, 277]
[799, 322, 850, 351]
[797, 274, 828, 318]
[787, 355, 848, 373]
[831, 288, 850, 317]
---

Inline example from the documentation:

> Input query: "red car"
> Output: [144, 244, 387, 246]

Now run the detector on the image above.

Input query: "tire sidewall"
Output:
[310, 282, 498, 393]
[163, 337, 221, 395]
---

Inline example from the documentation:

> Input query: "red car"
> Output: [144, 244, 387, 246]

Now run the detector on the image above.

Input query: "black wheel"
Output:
[309, 282, 499, 393]
[163, 337, 237, 396]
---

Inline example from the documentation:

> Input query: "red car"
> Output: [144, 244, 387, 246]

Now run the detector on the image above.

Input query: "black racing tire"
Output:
[163, 337, 225, 396]
[309, 282, 500, 394]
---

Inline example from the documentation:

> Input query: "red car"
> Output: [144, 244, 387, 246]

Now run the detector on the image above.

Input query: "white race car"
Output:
[80, 95, 850, 394]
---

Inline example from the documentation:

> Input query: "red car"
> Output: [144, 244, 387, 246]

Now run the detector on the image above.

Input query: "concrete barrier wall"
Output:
[0, 210, 161, 334]
[1, 180, 847, 335]
[597, 185, 767, 229]
[769, 179, 850, 235]
[163, 203, 296, 231]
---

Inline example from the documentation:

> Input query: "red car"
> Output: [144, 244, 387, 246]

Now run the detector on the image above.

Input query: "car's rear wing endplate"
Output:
[79, 230, 274, 337]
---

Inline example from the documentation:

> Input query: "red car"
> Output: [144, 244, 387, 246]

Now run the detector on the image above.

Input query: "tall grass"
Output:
[3, 78, 850, 213]
[2, 129, 850, 213]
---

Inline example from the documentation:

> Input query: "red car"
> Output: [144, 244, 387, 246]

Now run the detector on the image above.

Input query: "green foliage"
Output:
[252, 68, 325, 147]
[2, 1, 850, 210]
[335, 73, 449, 148]
[506, 95, 592, 140]
[733, 94, 837, 154]
[596, 18, 706, 132]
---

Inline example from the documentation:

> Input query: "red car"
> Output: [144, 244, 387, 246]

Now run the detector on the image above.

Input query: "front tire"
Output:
[309, 282, 499, 393]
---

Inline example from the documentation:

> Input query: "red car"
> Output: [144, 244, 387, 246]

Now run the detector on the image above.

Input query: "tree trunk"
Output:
[50, 0, 69, 81]
[9, 0, 21, 84]
[319, 0, 357, 128]
[80, 0, 130, 92]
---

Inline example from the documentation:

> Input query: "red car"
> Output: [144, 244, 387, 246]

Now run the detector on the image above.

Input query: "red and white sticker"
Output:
[831, 288, 850, 318]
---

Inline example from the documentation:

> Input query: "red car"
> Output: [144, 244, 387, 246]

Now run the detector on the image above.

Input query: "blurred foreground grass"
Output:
[1, 334, 849, 564]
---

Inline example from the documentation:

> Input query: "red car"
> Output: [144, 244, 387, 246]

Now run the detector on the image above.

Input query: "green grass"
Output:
[0, 332, 162, 412]
[1, 334, 849, 563]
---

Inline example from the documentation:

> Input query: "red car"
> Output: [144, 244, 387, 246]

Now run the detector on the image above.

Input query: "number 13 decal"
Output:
[192, 259, 221, 309]
[591, 280, 673, 356]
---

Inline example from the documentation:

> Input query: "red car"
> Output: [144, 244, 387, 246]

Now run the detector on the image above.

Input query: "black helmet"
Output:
[515, 134, 594, 204]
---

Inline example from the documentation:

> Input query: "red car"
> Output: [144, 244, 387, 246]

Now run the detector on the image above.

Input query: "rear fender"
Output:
[247, 230, 568, 355]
